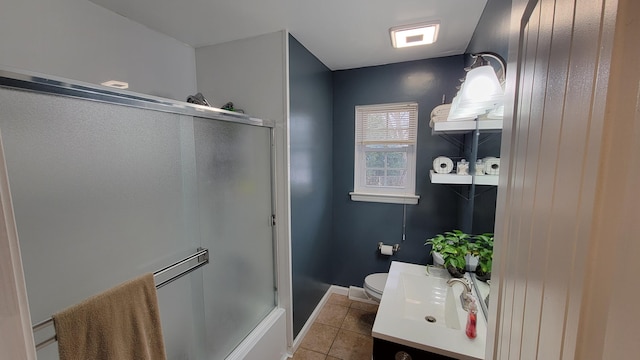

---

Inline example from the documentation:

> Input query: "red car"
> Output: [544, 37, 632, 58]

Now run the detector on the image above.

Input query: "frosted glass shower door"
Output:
[194, 118, 276, 359]
[0, 88, 205, 360]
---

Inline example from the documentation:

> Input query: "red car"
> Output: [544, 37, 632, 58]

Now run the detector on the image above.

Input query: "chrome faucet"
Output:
[447, 278, 475, 312]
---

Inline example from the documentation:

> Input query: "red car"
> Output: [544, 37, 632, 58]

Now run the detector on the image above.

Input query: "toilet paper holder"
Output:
[378, 242, 400, 254]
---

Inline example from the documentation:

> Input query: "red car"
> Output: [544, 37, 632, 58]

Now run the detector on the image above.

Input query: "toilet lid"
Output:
[364, 273, 388, 295]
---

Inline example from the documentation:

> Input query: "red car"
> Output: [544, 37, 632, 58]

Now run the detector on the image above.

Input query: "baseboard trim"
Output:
[330, 285, 349, 296]
[290, 285, 369, 355]
[291, 288, 332, 354]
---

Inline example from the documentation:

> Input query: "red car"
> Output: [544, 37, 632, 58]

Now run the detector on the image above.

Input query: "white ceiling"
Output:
[89, 0, 488, 70]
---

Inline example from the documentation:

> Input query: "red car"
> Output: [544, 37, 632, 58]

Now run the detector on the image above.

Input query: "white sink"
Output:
[372, 261, 486, 360]
[400, 273, 461, 330]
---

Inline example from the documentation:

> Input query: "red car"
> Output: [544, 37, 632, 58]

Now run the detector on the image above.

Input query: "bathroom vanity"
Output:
[372, 261, 486, 360]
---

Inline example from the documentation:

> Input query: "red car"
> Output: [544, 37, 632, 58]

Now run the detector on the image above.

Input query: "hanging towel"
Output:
[52, 273, 167, 360]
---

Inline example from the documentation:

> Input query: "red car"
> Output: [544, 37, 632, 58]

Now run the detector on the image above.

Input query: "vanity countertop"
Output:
[372, 261, 486, 360]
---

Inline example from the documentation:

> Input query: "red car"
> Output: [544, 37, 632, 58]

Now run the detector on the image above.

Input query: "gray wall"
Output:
[288, 36, 334, 336]
[331, 57, 466, 287]
[195, 33, 291, 341]
[196, 31, 287, 123]
[0, 0, 197, 101]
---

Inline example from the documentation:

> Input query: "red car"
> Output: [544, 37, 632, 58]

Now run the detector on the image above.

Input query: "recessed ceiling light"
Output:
[101, 80, 129, 89]
[390, 22, 440, 48]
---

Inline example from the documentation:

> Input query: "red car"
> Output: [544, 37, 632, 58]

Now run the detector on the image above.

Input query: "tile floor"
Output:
[291, 293, 378, 360]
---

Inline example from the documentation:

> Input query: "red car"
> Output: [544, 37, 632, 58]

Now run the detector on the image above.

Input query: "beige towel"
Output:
[52, 273, 167, 360]
[429, 115, 449, 128]
[430, 104, 452, 118]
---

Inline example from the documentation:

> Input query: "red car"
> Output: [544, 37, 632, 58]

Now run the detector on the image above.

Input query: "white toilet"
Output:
[363, 273, 388, 303]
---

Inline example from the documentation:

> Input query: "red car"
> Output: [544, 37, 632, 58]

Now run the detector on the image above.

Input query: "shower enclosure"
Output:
[0, 70, 278, 359]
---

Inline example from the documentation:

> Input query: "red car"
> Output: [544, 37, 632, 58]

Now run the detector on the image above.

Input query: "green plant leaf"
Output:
[441, 247, 457, 255]
[426, 230, 474, 268]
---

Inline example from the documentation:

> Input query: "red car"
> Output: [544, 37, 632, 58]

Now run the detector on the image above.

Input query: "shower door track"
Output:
[0, 68, 274, 129]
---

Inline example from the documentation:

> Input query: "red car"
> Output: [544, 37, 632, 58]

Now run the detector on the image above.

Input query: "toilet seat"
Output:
[363, 273, 388, 302]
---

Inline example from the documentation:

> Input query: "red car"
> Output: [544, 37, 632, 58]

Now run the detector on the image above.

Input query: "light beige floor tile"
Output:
[299, 322, 339, 354]
[316, 303, 349, 327]
[350, 301, 379, 313]
[341, 307, 376, 336]
[291, 347, 327, 360]
[328, 329, 373, 360]
[327, 293, 352, 307]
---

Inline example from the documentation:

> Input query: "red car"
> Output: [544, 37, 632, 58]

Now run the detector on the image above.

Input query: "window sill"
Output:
[349, 192, 419, 205]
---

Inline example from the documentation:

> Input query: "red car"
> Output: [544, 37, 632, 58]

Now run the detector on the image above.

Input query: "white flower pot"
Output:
[466, 254, 479, 272]
[432, 251, 445, 267]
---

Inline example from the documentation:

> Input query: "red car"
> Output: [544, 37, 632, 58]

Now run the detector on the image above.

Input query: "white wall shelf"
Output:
[432, 119, 503, 134]
[429, 170, 498, 186]
[474, 175, 499, 186]
[429, 170, 471, 184]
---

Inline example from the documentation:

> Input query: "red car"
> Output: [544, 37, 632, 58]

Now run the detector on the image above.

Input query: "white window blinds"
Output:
[351, 102, 420, 204]
[355, 102, 418, 145]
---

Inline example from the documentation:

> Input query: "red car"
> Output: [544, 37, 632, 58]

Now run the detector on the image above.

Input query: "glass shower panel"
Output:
[0, 88, 203, 359]
[194, 118, 276, 360]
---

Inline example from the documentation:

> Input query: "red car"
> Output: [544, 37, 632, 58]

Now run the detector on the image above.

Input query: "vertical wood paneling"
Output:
[515, 3, 555, 358]
[519, 0, 572, 355]
[503, 3, 545, 357]
[497, 16, 530, 358]
[499, 5, 535, 355]
[598, 81, 640, 360]
[494, 0, 624, 358]
[576, 0, 639, 358]
[534, 0, 579, 357]
[486, 0, 532, 354]
[556, 1, 608, 358]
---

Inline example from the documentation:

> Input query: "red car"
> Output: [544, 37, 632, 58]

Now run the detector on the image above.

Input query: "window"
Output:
[350, 102, 420, 204]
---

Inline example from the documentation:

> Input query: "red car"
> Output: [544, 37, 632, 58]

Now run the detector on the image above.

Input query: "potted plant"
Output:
[469, 233, 493, 282]
[425, 230, 470, 278]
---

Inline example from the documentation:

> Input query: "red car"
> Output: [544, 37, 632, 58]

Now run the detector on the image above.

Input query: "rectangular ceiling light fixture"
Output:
[101, 80, 129, 89]
[390, 22, 440, 48]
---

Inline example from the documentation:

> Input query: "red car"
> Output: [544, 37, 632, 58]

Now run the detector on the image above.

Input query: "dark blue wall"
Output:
[458, 133, 500, 235]
[466, 0, 512, 234]
[288, 35, 334, 337]
[466, 0, 512, 60]
[331, 57, 467, 287]
[290, 0, 513, 324]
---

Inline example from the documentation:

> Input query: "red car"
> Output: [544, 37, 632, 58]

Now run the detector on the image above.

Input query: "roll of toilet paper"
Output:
[484, 157, 500, 175]
[380, 245, 394, 256]
[433, 156, 454, 174]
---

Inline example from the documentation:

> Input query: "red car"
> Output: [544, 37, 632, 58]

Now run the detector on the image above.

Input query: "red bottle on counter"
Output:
[466, 301, 478, 339]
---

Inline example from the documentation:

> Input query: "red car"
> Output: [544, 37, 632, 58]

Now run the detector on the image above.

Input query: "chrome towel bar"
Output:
[31, 247, 209, 351]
